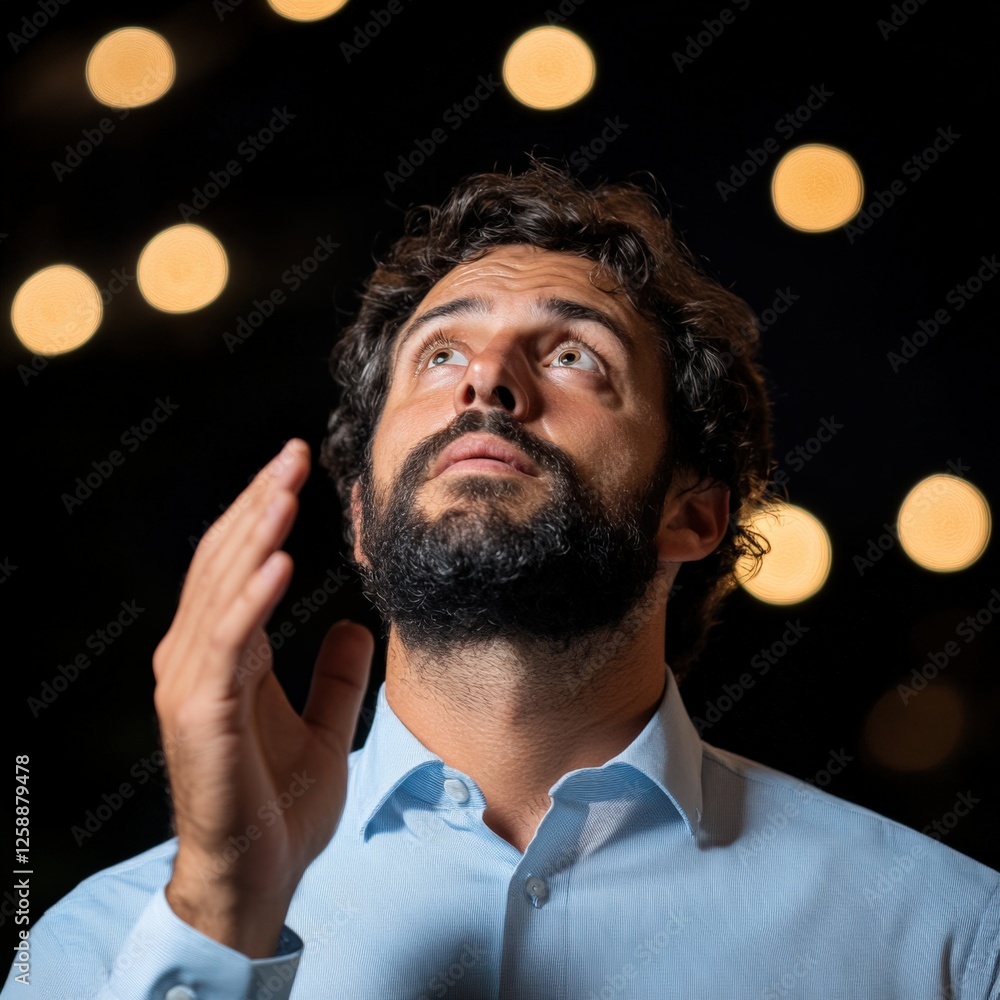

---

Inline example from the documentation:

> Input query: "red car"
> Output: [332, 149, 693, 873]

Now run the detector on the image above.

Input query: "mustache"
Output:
[403, 408, 572, 486]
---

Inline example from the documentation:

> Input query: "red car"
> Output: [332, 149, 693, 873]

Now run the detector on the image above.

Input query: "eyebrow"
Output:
[391, 294, 637, 369]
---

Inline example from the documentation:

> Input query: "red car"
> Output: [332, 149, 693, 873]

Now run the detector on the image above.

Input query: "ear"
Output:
[350, 480, 367, 568]
[655, 473, 730, 565]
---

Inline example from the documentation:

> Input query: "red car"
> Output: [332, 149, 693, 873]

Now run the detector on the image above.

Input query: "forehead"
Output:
[415, 243, 625, 308]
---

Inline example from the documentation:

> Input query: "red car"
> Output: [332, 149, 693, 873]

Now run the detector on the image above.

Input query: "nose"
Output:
[453, 341, 533, 421]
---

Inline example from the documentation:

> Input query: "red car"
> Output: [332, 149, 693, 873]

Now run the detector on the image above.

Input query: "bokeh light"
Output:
[771, 144, 864, 232]
[11, 265, 102, 356]
[267, 0, 350, 20]
[737, 503, 832, 604]
[502, 26, 595, 110]
[86, 27, 175, 109]
[863, 683, 964, 772]
[897, 474, 991, 572]
[137, 225, 229, 313]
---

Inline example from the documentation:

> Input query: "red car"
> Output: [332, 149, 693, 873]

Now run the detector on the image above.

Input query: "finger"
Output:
[200, 550, 296, 697]
[197, 488, 301, 620]
[182, 440, 309, 605]
[167, 490, 299, 691]
[172, 443, 309, 668]
[156, 440, 307, 693]
[302, 621, 374, 757]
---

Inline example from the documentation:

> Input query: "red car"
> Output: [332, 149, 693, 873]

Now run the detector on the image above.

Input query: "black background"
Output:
[2, 0, 997, 954]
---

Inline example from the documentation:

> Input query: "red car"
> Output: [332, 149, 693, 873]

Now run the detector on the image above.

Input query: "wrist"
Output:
[166, 860, 294, 958]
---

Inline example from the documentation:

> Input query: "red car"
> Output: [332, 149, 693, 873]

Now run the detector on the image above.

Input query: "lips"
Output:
[431, 434, 538, 478]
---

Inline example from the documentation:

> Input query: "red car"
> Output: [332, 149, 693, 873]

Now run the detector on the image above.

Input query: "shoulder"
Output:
[700, 741, 999, 903]
[40, 839, 178, 941]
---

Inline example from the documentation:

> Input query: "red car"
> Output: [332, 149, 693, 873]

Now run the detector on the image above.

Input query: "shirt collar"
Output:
[354, 665, 704, 841]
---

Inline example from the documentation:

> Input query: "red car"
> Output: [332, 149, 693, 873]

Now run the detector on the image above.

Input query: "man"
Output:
[5, 164, 997, 998]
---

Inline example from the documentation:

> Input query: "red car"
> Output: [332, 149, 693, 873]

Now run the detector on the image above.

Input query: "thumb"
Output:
[302, 619, 374, 756]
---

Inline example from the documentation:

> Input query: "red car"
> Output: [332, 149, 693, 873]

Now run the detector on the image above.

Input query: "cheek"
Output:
[556, 410, 632, 488]
[370, 395, 436, 488]
[588, 415, 666, 497]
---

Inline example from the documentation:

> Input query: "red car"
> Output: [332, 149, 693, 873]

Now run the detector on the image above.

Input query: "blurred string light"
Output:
[137, 225, 228, 313]
[11, 265, 102, 355]
[771, 144, 864, 232]
[267, 0, 350, 20]
[736, 502, 832, 604]
[86, 27, 175, 109]
[863, 683, 964, 771]
[502, 26, 595, 110]
[897, 474, 991, 571]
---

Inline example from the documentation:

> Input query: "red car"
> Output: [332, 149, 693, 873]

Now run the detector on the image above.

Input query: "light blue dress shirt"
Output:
[5, 667, 998, 999]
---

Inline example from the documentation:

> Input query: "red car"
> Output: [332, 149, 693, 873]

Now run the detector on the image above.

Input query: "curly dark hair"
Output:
[320, 162, 773, 681]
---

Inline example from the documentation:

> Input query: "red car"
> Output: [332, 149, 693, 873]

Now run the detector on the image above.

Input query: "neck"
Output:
[383, 569, 673, 852]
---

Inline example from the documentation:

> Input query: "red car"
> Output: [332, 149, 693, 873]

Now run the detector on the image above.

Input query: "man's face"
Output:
[352, 244, 677, 655]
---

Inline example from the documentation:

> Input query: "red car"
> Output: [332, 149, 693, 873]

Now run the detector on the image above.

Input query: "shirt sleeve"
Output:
[1, 887, 303, 1000]
[961, 878, 1000, 1000]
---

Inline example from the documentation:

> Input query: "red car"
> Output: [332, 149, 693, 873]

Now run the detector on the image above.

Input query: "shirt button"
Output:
[165, 988, 196, 1000]
[524, 875, 549, 906]
[443, 778, 470, 803]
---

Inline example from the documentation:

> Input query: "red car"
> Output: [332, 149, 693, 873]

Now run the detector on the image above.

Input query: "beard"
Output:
[354, 407, 673, 658]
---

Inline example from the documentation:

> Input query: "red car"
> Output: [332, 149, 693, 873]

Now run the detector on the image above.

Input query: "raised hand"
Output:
[152, 439, 373, 957]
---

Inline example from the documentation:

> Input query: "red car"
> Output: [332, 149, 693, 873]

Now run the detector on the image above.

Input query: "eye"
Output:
[427, 347, 469, 368]
[416, 335, 469, 370]
[551, 343, 600, 371]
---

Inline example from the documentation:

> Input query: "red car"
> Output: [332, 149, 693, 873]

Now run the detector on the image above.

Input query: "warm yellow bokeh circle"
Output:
[737, 502, 832, 604]
[503, 26, 595, 111]
[863, 683, 964, 772]
[11, 265, 103, 355]
[137, 225, 229, 313]
[267, 0, 350, 21]
[772, 144, 864, 232]
[86, 27, 176, 108]
[897, 474, 991, 572]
